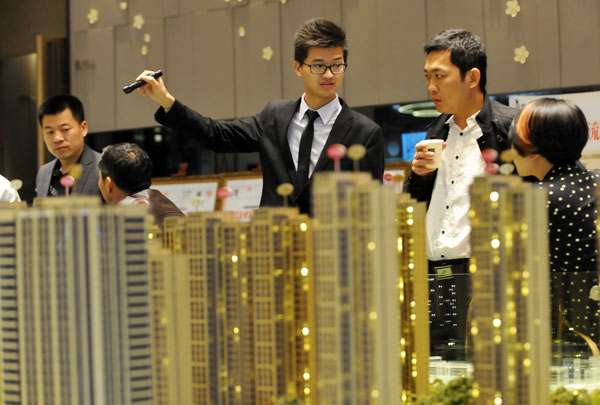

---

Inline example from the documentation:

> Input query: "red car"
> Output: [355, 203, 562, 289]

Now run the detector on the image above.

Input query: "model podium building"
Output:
[149, 208, 315, 405]
[0, 197, 152, 405]
[469, 175, 550, 405]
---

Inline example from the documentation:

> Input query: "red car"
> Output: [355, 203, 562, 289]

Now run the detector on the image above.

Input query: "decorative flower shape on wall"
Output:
[133, 14, 145, 30]
[505, 0, 521, 18]
[87, 8, 99, 24]
[144, 33, 151, 43]
[141, 44, 148, 56]
[514, 45, 529, 64]
[238, 26, 246, 38]
[262, 46, 274, 61]
[280, 0, 288, 4]
[119, 2, 128, 10]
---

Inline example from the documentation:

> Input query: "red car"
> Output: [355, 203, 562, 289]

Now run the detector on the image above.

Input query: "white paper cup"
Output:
[422, 139, 443, 169]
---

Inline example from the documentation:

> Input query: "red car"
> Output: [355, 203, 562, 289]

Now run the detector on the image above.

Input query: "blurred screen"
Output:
[401, 131, 427, 161]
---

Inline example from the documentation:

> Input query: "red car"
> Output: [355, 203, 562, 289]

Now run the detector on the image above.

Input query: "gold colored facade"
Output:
[0, 197, 152, 404]
[396, 193, 430, 402]
[247, 207, 313, 404]
[469, 176, 550, 405]
[149, 208, 315, 405]
[312, 171, 400, 404]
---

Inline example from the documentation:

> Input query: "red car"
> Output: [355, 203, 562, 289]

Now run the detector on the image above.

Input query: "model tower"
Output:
[396, 193, 430, 402]
[469, 175, 550, 405]
[1, 197, 152, 404]
[312, 171, 399, 404]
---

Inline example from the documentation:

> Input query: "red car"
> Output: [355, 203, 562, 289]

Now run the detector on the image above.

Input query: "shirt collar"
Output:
[445, 109, 482, 130]
[298, 94, 341, 125]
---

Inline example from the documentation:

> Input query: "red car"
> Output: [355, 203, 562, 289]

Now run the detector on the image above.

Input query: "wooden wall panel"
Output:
[484, 0, 560, 94]
[558, 0, 600, 88]
[343, 0, 428, 106]
[179, 0, 248, 15]
[425, 0, 485, 41]
[165, 9, 236, 120]
[70, 0, 127, 33]
[70, 28, 116, 133]
[115, 21, 166, 129]
[233, 1, 282, 118]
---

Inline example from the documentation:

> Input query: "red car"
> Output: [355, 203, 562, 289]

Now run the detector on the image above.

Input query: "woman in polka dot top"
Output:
[510, 97, 600, 347]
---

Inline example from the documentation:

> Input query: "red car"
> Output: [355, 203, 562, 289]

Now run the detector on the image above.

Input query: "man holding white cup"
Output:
[405, 29, 516, 358]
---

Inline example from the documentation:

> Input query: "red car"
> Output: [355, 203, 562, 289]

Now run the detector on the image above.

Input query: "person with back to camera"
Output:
[98, 142, 184, 228]
[132, 18, 384, 215]
[510, 97, 600, 346]
[404, 29, 517, 357]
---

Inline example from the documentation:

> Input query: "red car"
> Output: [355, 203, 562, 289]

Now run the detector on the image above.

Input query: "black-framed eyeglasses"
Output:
[302, 63, 347, 75]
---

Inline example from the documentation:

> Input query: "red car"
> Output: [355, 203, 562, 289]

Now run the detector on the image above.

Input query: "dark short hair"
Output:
[509, 98, 588, 165]
[38, 94, 85, 125]
[294, 18, 348, 64]
[99, 143, 152, 195]
[425, 29, 487, 93]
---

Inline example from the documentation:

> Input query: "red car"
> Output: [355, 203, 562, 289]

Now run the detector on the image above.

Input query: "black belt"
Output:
[428, 258, 469, 279]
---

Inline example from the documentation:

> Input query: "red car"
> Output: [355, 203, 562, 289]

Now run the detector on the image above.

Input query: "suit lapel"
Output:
[278, 99, 302, 184]
[75, 145, 92, 194]
[38, 161, 55, 197]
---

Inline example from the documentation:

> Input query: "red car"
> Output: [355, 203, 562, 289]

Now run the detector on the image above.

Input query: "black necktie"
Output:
[297, 110, 320, 186]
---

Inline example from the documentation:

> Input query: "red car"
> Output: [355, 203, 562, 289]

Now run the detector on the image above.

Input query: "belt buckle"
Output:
[434, 265, 453, 280]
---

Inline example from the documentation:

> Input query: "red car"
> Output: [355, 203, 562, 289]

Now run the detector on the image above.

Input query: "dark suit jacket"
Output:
[35, 144, 102, 198]
[155, 98, 384, 214]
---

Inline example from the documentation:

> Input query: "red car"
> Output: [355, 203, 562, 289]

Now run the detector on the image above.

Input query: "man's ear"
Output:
[294, 60, 303, 78]
[81, 120, 88, 137]
[105, 176, 116, 193]
[468, 68, 481, 89]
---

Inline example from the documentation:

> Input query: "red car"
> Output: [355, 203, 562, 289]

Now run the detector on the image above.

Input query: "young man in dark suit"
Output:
[35, 95, 102, 198]
[135, 18, 384, 215]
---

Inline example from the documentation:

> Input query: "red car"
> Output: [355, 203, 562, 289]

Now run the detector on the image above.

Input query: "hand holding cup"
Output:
[411, 139, 445, 176]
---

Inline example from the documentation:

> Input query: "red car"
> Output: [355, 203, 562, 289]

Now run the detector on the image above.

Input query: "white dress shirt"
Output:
[0, 175, 20, 202]
[426, 111, 486, 261]
[287, 94, 342, 177]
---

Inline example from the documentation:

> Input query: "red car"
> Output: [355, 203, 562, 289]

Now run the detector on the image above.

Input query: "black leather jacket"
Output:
[404, 96, 517, 206]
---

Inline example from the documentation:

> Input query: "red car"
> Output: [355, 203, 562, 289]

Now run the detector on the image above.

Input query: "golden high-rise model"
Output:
[396, 193, 430, 402]
[469, 175, 550, 405]
[311, 171, 400, 404]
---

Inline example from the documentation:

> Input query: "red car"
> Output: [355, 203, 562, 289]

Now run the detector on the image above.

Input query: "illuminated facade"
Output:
[312, 171, 400, 404]
[396, 193, 430, 402]
[0, 197, 152, 404]
[149, 208, 315, 405]
[246, 207, 314, 404]
[469, 176, 550, 405]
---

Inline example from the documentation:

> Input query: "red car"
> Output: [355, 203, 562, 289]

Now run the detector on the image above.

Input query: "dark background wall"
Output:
[0, 0, 67, 202]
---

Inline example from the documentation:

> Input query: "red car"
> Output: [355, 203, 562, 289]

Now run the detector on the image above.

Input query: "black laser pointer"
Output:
[122, 70, 163, 94]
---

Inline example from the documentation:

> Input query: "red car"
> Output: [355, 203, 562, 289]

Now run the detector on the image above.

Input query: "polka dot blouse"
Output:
[537, 161, 600, 273]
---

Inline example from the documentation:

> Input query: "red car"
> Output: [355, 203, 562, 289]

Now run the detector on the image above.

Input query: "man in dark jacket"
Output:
[404, 29, 517, 357]
[98, 143, 184, 227]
